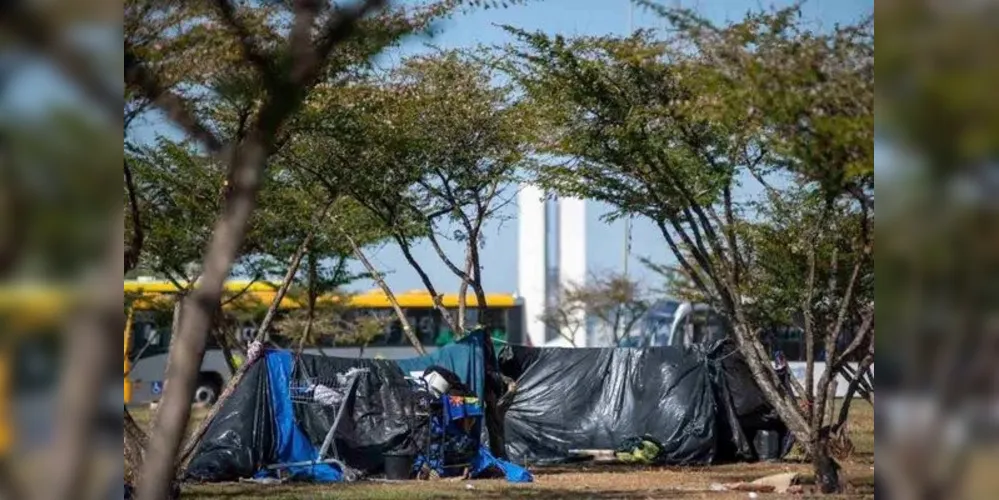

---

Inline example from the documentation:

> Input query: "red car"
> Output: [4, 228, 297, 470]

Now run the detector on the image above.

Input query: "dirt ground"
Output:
[132, 402, 875, 499]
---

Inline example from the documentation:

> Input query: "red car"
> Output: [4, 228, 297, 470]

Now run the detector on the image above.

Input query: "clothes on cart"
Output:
[412, 393, 531, 483]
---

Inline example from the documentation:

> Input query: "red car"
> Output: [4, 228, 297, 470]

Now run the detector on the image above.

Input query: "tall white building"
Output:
[517, 186, 587, 347]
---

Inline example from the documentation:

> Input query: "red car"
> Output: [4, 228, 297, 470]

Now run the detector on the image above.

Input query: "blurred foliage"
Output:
[0, 109, 118, 281]
[876, 0, 999, 172]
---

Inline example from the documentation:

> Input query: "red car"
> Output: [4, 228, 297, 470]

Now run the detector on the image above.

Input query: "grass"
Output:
[131, 401, 875, 499]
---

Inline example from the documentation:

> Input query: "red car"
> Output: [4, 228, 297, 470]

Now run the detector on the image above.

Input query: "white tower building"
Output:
[518, 187, 587, 347]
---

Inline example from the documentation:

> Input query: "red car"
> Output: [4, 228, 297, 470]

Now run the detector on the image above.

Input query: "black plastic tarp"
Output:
[183, 353, 276, 481]
[498, 340, 786, 465]
[185, 333, 495, 482]
[184, 351, 418, 482]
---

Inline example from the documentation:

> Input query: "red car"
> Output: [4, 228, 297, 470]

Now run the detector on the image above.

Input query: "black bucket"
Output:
[383, 453, 414, 480]
[754, 430, 782, 461]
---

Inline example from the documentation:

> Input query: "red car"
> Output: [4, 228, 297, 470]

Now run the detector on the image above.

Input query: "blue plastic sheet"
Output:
[471, 446, 533, 483]
[395, 331, 489, 400]
[256, 351, 342, 482]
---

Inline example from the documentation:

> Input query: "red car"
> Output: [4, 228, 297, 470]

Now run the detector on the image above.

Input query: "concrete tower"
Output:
[518, 186, 586, 347]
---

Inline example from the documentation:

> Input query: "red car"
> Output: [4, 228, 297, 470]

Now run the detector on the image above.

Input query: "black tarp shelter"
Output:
[498, 340, 788, 465]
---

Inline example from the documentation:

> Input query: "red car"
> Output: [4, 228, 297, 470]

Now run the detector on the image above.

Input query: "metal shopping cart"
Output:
[266, 361, 369, 481]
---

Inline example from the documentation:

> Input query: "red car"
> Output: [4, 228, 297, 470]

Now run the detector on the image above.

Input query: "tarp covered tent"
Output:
[184, 332, 528, 483]
[498, 340, 788, 465]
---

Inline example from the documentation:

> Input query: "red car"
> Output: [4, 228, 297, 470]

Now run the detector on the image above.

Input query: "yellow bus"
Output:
[0, 283, 81, 458]
[124, 279, 525, 405]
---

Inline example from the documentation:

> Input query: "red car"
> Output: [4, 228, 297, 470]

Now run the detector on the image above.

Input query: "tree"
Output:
[123, 1, 432, 497]
[291, 49, 535, 337]
[505, 5, 872, 492]
[542, 271, 651, 346]
[123, 1, 534, 488]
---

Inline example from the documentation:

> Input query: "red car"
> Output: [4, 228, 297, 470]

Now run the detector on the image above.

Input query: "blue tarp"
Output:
[472, 446, 533, 483]
[395, 331, 490, 401]
[255, 351, 343, 482]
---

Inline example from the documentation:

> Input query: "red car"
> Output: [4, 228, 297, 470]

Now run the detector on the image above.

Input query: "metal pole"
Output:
[624, 0, 633, 280]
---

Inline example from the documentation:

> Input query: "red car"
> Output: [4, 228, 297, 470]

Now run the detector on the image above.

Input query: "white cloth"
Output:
[312, 384, 344, 406]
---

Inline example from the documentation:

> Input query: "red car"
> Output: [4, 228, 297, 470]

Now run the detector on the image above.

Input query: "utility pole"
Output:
[623, 0, 634, 281]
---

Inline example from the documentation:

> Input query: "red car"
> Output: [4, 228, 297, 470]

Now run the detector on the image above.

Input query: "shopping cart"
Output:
[266, 364, 369, 481]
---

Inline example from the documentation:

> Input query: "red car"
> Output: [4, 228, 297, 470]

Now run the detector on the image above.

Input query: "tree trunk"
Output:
[137, 139, 269, 500]
[394, 233, 459, 335]
[811, 437, 842, 494]
[298, 249, 318, 355]
[124, 406, 148, 483]
[211, 325, 238, 377]
[157, 300, 184, 407]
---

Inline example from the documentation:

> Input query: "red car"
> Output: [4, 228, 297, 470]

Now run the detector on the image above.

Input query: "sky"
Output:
[110, 0, 874, 295]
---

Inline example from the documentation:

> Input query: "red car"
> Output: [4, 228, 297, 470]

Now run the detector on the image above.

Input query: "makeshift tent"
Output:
[185, 332, 530, 483]
[498, 340, 789, 465]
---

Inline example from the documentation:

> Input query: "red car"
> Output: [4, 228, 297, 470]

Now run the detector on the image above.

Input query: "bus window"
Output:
[129, 310, 172, 360]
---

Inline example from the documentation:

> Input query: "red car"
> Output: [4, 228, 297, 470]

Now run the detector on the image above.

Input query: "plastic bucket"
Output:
[754, 430, 782, 461]
[383, 453, 414, 480]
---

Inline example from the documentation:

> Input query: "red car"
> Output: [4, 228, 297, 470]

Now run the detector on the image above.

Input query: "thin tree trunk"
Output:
[824, 379, 838, 428]
[124, 406, 148, 483]
[153, 299, 185, 420]
[812, 437, 841, 494]
[302, 249, 319, 353]
[257, 232, 314, 338]
[394, 233, 459, 335]
[211, 325, 238, 377]
[137, 140, 271, 500]
[177, 231, 313, 472]
[294, 251, 319, 357]
[342, 224, 426, 355]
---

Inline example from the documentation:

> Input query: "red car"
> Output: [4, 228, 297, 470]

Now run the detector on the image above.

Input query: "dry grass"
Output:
[131, 401, 875, 499]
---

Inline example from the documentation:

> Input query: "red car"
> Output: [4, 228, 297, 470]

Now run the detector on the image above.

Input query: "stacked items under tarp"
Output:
[184, 331, 531, 484]
[497, 339, 791, 466]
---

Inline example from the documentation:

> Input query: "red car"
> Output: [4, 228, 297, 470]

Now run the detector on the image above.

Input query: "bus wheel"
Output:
[193, 373, 222, 406]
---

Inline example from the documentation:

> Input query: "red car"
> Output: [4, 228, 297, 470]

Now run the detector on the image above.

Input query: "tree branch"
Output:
[803, 240, 818, 411]
[339, 220, 426, 355]
[124, 45, 224, 154]
[291, 0, 387, 87]
[124, 159, 145, 274]
[0, 2, 123, 121]
[722, 180, 741, 287]
[393, 232, 459, 334]
[211, 0, 279, 87]
[834, 346, 874, 431]
[832, 306, 874, 371]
